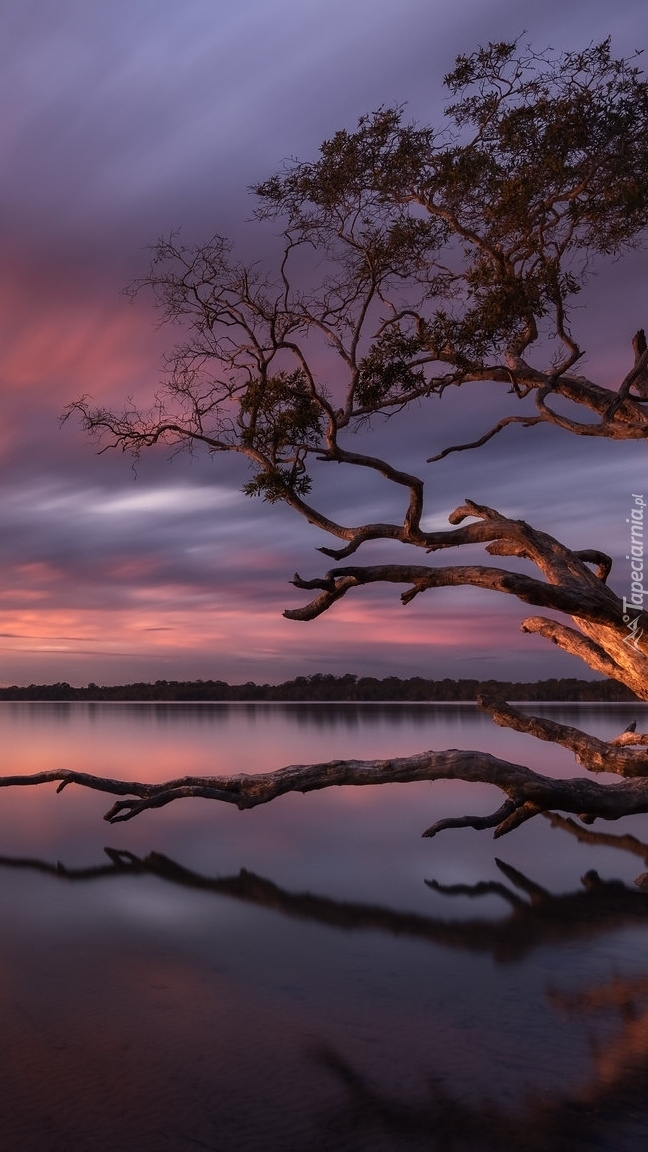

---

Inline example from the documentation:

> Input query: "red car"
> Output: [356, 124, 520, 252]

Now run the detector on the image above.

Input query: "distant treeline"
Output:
[0, 674, 639, 702]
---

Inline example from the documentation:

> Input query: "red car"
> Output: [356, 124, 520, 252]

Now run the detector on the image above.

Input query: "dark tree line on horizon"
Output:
[0, 674, 638, 703]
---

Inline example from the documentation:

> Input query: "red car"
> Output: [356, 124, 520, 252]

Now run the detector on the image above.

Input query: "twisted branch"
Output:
[4, 744, 648, 830]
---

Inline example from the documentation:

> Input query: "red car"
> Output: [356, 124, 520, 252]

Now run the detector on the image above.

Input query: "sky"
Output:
[0, 0, 645, 687]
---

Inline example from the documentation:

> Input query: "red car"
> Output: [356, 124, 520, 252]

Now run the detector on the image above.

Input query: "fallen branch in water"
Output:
[479, 695, 648, 776]
[1, 705, 648, 833]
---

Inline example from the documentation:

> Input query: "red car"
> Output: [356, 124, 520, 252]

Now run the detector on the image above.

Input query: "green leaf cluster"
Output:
[239, 370, 324, 502]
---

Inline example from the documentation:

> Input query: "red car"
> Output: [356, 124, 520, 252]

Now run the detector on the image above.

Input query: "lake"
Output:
[1, 701, 648, 1152]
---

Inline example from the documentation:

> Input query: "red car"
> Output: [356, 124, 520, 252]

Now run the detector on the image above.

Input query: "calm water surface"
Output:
[1, 702, 648, 1152]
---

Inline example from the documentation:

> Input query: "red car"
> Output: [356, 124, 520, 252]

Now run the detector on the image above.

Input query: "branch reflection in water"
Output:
[1, 816, 648, 1151]
[1, 836, 647, 962]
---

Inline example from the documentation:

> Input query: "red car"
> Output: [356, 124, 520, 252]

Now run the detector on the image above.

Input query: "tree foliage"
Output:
[73, 39, 648, 484]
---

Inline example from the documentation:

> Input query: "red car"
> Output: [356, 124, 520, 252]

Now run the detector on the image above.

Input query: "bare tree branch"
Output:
[478, 694, 648, 777]
[427, 415, 544, 462]
[3, 745, 648, 831]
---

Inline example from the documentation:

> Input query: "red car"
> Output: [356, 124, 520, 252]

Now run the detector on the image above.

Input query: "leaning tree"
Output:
[10, 38, 648, 831]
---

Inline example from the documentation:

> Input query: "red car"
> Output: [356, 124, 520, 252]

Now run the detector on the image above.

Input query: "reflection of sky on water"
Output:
[1, 703, 648, 1149]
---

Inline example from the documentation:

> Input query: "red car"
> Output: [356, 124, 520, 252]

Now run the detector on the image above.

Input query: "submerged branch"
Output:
[478, 695, 648, 777]
[544, 812, 648, 868]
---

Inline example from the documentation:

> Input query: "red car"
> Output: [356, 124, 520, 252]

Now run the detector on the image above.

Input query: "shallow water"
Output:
[1, 701, 648, 1151]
